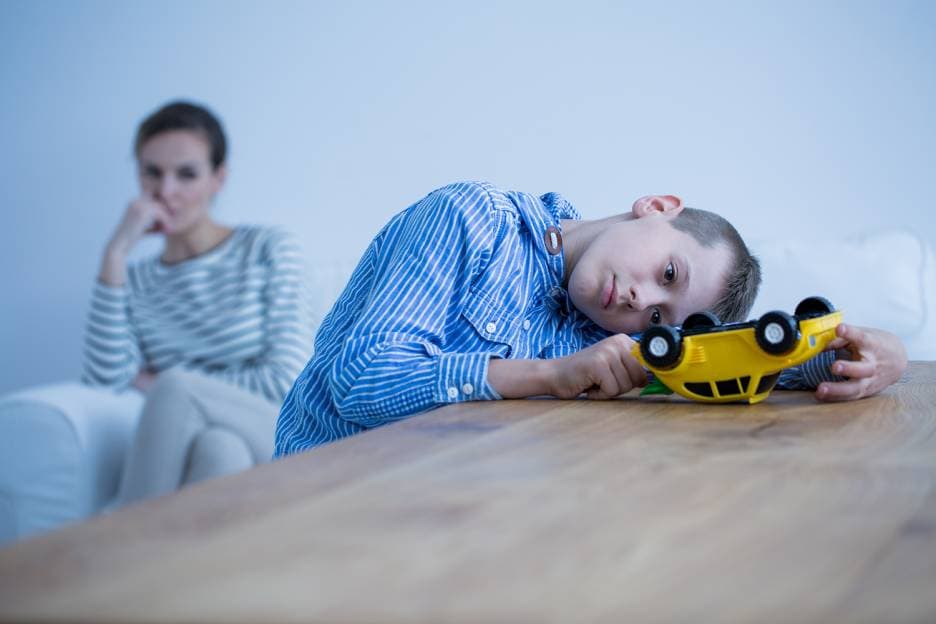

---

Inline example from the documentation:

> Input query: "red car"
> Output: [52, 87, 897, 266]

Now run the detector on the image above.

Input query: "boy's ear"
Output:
[632, 195, 684, 218]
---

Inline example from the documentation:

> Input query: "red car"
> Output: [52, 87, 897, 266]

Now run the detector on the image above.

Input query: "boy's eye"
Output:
[178, 168, 197, 180]
[650, 308, 662, 324]
[663, 262, 677, 283]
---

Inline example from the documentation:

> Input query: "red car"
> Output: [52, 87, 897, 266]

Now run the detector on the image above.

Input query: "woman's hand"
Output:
[107, 196, 172, 256]
[816, 323, 908, 402]
[131, 370, 158, 393]
[98, 196, 171, 286]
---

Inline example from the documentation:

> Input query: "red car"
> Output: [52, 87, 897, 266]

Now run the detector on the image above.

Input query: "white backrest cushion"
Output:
[751, 229, 934, 360]
[307, 259, 359, 337]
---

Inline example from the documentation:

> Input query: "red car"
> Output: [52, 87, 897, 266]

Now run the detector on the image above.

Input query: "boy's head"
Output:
[565, 195, 761, 334]
[668, 203, 761, 324]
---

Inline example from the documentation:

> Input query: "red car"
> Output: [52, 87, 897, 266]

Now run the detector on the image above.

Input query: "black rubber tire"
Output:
[795, 296, 835, 318]
[682, 311, 721, 331]
[640, 325, 683, 369]
[755, 311, 799, 355]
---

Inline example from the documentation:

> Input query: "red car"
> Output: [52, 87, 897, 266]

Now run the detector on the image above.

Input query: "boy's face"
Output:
[566, 196, 732, 334]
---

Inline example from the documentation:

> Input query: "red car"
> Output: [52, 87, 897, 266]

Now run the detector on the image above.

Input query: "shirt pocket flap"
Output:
[461, 289, 516, 346]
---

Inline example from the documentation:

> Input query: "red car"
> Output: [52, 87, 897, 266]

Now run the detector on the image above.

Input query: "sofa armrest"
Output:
[0, 382, 143, 544]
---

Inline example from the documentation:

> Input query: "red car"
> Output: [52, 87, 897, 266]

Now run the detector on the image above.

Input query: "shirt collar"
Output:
[509, 190, 581, 283]
[539, 191, 582, 223]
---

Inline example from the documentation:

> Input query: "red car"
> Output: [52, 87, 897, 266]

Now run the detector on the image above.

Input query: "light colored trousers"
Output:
[114, 369, 280, 507]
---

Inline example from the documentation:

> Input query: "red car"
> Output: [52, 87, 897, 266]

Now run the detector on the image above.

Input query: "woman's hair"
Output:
[134, 101, 227, 170]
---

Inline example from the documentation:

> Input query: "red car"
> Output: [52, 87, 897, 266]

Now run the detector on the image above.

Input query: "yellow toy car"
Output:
[633, 296, 843, 404]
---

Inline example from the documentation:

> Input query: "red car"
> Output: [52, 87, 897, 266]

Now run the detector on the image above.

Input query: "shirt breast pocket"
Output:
[460, 288, 519, 357]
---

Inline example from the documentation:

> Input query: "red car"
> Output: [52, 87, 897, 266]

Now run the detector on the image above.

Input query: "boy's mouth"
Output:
[602, 275, 617, 309]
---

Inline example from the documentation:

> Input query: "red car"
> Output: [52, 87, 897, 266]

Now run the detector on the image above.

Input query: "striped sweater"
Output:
[82, 225, 314, 404]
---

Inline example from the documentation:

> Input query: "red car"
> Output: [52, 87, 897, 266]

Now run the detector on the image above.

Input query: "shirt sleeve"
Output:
[777, 350, 847, 390]
[329, 183, 503, 428]
[81, 281, 143, 390]
[183, 230, 315, 404]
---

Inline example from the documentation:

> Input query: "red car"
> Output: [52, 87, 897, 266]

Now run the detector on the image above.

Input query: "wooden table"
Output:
[1, 362, 934, 623]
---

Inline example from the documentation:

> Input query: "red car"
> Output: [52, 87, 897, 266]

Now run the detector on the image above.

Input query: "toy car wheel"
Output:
[755, 311, 798, 355]
[682, 311, 721, 331]
[640, 325, 682, 369]
[794, 296, 835, 318]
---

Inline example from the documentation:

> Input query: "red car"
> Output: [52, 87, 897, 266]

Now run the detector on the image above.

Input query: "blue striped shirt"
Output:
[274, 181, 839, 456]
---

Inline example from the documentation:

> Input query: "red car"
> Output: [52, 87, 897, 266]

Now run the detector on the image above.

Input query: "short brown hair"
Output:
[134, 101, 227, 170]
[669, 207, 761, 323]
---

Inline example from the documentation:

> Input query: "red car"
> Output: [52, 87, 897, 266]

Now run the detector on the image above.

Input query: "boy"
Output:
[274, 181, 907, 456]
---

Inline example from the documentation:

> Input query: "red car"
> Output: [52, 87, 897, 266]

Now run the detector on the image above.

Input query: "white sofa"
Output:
[1, 232, 933, 545]
[0, 384, 143, 542]
[0, 260, 357, 546]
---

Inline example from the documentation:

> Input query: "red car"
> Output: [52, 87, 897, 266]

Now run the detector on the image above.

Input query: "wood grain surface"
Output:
[1, 362, 934, 623]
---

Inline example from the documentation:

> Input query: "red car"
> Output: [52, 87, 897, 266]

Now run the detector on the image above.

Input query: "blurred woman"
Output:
[83, 100, 312, 505]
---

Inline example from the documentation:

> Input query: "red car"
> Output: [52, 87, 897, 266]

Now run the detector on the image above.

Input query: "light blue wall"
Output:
[2, 0, 934, 393]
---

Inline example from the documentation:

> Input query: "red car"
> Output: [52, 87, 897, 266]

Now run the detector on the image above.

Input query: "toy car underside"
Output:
[634, 296, 843, 404]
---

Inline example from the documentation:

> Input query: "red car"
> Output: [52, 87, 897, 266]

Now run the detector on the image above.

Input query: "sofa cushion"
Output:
[0, 383, 143, 544]
[751, 229, 933, 360]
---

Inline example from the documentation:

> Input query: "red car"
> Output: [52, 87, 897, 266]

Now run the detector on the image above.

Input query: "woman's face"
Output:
[136, 130, 226, 234]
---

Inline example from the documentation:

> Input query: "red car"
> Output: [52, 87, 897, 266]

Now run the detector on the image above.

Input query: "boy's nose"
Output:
[626, 285, 646, 311]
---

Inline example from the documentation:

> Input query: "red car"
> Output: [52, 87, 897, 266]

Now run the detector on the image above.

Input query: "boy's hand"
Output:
[816, 323, 907, 402]
[548, 334, 648, 399]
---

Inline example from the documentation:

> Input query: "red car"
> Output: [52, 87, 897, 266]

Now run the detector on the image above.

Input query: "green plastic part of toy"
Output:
[640, 378, 674, 396]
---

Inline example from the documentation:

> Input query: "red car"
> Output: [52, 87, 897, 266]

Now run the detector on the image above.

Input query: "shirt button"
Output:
[462, 383, 474, 395]
[523, 319, 531, 331]
[447, 387, 458, 399]
[485, 322, 497, 334]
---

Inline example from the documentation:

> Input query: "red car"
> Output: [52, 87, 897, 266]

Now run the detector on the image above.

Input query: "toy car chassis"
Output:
[633, 296, 843, 404]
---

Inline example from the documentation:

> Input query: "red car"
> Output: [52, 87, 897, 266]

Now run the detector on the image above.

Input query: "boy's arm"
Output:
[329, 184, 501, 426]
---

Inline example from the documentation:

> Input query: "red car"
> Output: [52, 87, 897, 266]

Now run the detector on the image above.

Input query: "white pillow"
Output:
[306, 259, 358, 336]
[750, 229, 932, 359]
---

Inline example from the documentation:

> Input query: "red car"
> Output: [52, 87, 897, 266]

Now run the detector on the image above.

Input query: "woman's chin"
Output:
[160, 220, 189, 236]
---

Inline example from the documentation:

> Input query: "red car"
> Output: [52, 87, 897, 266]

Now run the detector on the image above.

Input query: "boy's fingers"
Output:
[826, 323, 861, 350]
[831, 359, 875, 379]
[816, 379, 867, 402]
[837, 323, 873, 349]
[587, 384, 615, 400]
[825, 337, 849, 351]
[592, 367, 620, 399]
[606, 335, 646, 388]
[620, 352, 648, 387]
[588, 389, 611, 400]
